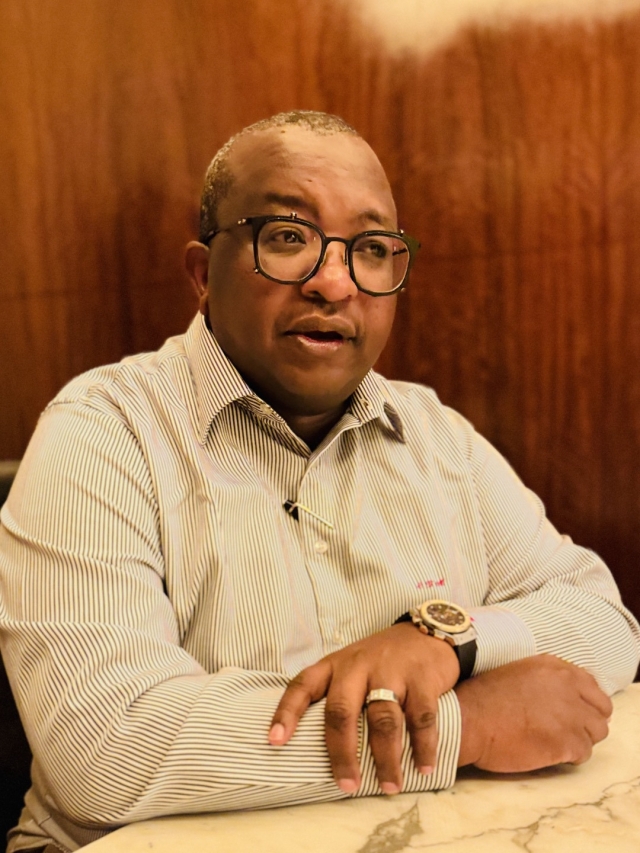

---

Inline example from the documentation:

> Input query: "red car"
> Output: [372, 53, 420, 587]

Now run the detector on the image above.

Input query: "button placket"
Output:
[297, 446, 352, 652]
[298, 506, 336, 652]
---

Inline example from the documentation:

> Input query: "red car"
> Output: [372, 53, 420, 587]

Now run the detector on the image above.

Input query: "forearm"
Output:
[498, 564, 639, 692]
[458, 419, 640, 692]
[2, 615, 335, 823]
[3, 616, 462, 824]
[468, 539, 640, 693]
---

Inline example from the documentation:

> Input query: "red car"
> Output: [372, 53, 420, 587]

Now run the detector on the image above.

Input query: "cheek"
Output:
[364, 298, 396, 353]
[208, 276, 286, 347]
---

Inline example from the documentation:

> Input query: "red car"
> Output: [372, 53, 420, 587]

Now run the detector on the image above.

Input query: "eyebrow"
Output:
[261, 193, 319, 218]
[355, 208, 396, 230]
[260, 193, 396, 231]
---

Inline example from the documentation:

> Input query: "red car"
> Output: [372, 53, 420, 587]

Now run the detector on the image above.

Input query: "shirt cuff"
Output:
[468, 605, 537, 675]
[357, 689, 461, 795]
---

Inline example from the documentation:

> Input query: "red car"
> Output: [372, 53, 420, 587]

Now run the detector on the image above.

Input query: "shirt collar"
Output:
[185, 313, 406, 445]
[349, 370, 405, 442]
[185, 313, 256, 444]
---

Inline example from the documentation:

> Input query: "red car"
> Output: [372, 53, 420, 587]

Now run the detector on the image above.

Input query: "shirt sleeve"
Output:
[0, 399, 460, 830]
[448, 408, 640, 693]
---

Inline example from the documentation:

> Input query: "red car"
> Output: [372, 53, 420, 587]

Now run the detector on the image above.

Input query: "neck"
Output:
[279, 405, 347, 450]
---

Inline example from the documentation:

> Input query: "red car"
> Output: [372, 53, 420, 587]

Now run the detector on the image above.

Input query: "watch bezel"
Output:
[417, 599, 472, 634]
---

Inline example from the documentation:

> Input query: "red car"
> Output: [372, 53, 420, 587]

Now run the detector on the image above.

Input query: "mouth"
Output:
[289, 330, 345, 343]
[284, 325, 355, 354]
[284, 316, 357, 347]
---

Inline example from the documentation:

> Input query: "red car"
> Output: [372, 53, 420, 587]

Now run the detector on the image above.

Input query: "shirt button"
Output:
[314, 539, 329, 554]
[333, 630, 343, 644]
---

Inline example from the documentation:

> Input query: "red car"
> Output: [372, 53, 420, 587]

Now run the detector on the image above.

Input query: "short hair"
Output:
[199, 110, 360, 242]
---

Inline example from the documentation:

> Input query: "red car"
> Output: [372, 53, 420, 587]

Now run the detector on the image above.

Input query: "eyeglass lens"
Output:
[256, 220, 410, 293]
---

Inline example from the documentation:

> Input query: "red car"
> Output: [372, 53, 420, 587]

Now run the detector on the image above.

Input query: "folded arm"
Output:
[0, 401, 460, 828]
[450, 408, 640, 692]
[270, 402, 640, 793]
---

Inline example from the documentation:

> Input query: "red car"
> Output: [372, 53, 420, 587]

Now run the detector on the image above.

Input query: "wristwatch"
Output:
[396, 600, 477, 682]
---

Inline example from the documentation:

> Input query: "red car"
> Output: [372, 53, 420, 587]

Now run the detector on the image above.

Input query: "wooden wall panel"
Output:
[374, 17, 640, 620]
[0, 1, 639, 619]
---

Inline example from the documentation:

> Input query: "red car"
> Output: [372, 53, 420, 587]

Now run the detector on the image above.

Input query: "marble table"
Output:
[84, 684, 640, 852]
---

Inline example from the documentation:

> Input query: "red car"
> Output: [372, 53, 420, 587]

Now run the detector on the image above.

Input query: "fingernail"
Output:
[269, 723, 285, 744]
[419, 765, 433, 775]
[380, 782, 400, 795]
[337, 778, 358, 793]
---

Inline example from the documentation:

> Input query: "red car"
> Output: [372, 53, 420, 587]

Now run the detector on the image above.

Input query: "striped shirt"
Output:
[1, 313, 639, 852]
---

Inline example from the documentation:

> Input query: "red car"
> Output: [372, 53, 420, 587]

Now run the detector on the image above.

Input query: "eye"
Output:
[354, 237, 390, 259]
[259, 223, 312, 253]
[263, 225, 307, 243]
[278, 228, 306, 244]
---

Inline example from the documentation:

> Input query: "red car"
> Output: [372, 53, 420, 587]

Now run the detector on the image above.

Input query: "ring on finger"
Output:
[365, 688, 400, 707]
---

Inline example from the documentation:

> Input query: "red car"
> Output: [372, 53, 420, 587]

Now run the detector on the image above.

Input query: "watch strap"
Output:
[453, 637, 477, 681]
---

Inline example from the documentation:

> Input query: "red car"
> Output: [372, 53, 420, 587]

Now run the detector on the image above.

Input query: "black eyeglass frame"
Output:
[202, 213, 421, 297]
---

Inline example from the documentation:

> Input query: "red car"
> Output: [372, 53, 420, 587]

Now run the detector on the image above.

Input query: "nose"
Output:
[300, 239, 358, 302]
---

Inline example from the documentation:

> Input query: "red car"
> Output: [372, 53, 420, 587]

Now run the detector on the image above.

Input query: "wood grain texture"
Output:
[0, 0, 639, 619]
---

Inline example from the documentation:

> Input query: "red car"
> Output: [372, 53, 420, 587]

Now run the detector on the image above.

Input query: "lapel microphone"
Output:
[283, 500, 334, 529]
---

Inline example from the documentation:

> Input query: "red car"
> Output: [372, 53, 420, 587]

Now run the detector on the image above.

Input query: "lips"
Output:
[296, 330, 343, 342]
[284, 316, 356, 342]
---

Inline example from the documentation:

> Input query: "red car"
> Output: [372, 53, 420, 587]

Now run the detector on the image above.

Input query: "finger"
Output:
[567, 735, 593, 765]
[404, 686, 439, 775]
[270, 659, 333, 745]
[324, 676, 368, 794]
[579, 678, 614, 720]
[366, 696, 405, 794]
[583, 712, 610, 746]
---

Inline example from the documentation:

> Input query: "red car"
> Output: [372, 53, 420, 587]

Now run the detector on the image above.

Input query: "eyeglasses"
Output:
[203, 213, 420, 296]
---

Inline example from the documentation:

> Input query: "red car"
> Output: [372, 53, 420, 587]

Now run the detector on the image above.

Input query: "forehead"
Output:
[220, 127, 397, 227]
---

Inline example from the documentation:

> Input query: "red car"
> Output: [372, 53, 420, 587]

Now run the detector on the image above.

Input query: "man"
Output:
[1, 110, 638, 852]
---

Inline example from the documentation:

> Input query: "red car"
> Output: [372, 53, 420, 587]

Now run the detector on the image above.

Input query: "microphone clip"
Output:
[283, 500, 334, 529]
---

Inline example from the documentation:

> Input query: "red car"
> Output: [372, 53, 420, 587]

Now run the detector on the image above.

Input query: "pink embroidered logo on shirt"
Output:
[417, 579, 445, 589]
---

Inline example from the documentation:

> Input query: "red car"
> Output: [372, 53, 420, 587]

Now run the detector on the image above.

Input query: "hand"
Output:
[269, 622, 460, 794]
[456, 655, 613, 772]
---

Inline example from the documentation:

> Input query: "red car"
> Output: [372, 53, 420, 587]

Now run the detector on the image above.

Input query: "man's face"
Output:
[200, 127, 399, 418]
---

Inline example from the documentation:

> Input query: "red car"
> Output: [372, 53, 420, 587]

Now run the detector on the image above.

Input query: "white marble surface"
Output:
[84, 684, 640, 852]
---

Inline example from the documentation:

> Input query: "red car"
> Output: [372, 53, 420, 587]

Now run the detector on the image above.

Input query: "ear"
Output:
[185, 241, 210, 315]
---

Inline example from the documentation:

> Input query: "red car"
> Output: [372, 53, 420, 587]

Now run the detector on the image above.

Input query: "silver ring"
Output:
[365, 688, 400, 706]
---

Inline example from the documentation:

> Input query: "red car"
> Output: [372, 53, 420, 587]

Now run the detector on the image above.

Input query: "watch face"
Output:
[419, 600, 471, 634]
